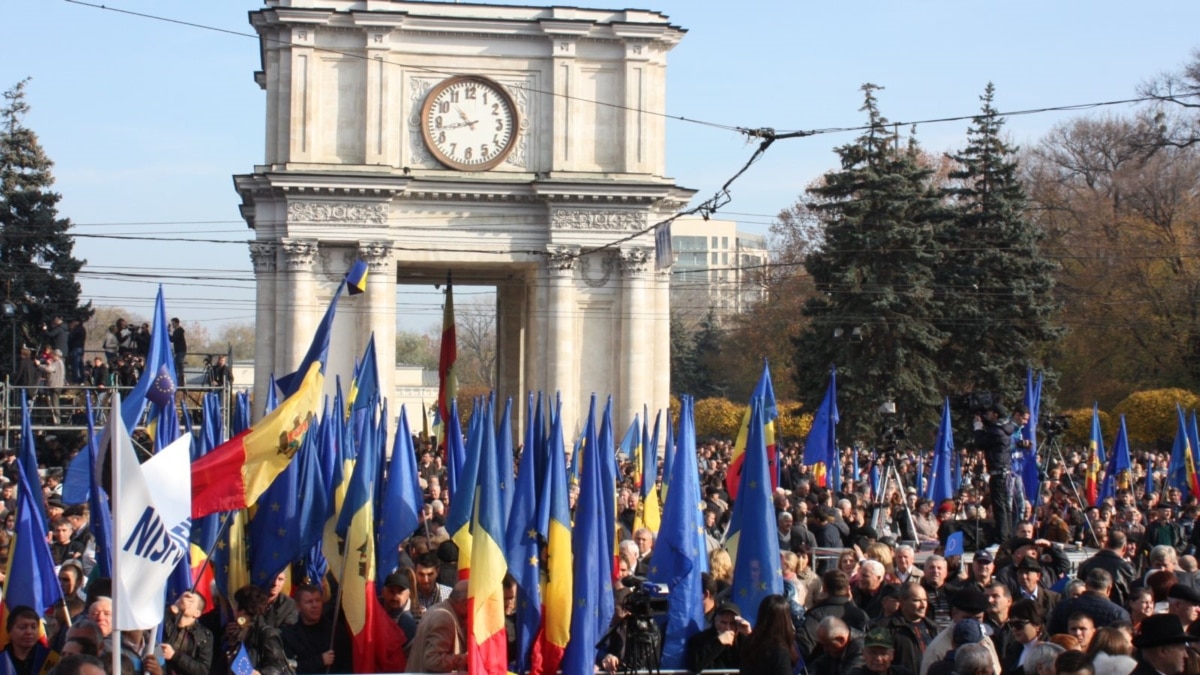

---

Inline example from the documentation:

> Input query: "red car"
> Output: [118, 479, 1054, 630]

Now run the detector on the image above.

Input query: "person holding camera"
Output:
[974, 403, 1016, 546]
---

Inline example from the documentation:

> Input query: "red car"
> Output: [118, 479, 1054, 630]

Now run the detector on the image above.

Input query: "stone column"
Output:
[249, 242, 278, 421]
[280, 238, 319, 376]
[545, 247, 578, 428]
[618, 247, 651, 430]
[496, 278, 528, 434]
[358, 240, 396, 414]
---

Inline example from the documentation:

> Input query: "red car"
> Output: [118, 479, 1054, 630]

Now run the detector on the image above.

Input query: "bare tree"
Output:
[454, 295, 496, 389]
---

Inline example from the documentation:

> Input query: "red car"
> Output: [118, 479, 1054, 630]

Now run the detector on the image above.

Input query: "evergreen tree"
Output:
[0, 79, 90, 371]
[939, 83, 1063, 400]
[669, 312, 698, 396]
[691, 308, 726, 399]
[792, 84, 948, 440]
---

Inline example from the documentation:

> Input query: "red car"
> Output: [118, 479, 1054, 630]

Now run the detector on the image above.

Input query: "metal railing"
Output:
[0, 374, 238, 450]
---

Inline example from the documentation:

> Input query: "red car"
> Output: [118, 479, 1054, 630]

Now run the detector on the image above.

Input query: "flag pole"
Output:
[188, 511, 234, 596]
[111, 391, 124, 675]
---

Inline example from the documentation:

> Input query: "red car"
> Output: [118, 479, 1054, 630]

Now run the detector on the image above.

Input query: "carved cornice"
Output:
[551, 208, 646, 231]
[280, 239, 319, 271]
[357, 240, 395, 271]
[287, 200, 389, 225]
[616, 247, 652, 276]
[248, 242, 277, 274]
[545, 246, 579, 276]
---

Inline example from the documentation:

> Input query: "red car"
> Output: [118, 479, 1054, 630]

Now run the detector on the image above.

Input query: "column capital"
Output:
[616, 247, 652, 276]
[357, 240, 395, 272]
[280, 239, 319, 271]
[545, 246, 579, 276]
[248, 242, 277, 273]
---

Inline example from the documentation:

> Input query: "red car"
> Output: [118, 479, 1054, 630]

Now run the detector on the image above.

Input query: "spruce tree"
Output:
[0, 79, 90, 370]
[691, 308, 726, 399]
[793, 84, 948, 440]
[939, 83, 1062, 400]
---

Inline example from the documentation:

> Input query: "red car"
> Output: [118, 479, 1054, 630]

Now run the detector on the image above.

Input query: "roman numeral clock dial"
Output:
[421, 75, 518, 172]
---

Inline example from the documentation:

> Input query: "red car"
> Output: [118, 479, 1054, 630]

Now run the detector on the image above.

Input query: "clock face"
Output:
[421, 75, 518, 172]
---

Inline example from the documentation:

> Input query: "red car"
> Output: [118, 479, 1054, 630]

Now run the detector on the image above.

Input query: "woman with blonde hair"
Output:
[710, 548, 733, 584]
[864, 542, 894, 578]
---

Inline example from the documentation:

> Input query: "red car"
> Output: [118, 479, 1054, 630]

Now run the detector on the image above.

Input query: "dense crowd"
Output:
[2, 400, 1197, 675]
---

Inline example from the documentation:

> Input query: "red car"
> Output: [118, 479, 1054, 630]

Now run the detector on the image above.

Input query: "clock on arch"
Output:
[420, 75, 519, 172]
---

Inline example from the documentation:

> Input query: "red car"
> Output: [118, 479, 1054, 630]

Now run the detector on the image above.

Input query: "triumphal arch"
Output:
[233, 1, 692, 434]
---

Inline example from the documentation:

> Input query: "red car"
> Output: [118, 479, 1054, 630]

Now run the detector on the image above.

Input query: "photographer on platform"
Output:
[974, 402, 1016, 546]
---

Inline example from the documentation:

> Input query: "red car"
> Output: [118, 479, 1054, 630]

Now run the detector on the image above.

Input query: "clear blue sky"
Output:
[5, 0, 1199, 333]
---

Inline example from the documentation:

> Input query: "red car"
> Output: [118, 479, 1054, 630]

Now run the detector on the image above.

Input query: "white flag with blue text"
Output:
[112, 391, 191, 631]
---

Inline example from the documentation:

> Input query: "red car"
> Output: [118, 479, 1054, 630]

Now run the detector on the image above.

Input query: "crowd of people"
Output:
[3, 398, 1199, 675]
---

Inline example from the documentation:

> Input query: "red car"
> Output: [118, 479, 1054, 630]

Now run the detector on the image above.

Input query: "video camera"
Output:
[1041, 414, 1069, 437]
[952, 390, 1001, 416]
[619, 576, 669, 617]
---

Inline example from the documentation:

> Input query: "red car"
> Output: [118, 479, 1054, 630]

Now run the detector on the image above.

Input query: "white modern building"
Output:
[670, 216, 768, 324]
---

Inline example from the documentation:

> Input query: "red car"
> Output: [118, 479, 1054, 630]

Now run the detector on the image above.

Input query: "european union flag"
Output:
[647, 395, 709, 668]
[345, 259, 369, 295]
[728, 396, 783, 628]
[230, 644, 253, 675]
[563, 395, 610, 675]
[378, 404, 423, 576]
[505, 393, 542, 675]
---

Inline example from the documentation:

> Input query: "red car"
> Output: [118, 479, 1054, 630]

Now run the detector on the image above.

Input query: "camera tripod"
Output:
[1036, 432, 1096, 542]
[870, 449, 919, 546]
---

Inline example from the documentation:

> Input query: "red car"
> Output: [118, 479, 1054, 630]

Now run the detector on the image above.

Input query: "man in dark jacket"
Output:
[1046, 569, 1130, 635]
[849, 628, 914, 675]
[973, 403, 1015, 544]
[801, 570, 869, 660]
[281, 585, 350, 674]
[685, 602, 748, 673]
[261, 572, 298, 629]
[877, 582, 938, 675]
[161, 592, 213, 675]
[1131, 614, 1194, 675]
[1076, 531, 1136, 606]
[811, 616, 865, 675]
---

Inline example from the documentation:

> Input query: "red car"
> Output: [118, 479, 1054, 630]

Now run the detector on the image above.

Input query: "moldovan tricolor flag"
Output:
[111, 391, 193, 630]
[531, 395, 572, 675]
[191, 285, 341, 518]
[335, 408, 407, 673]
[726, 360, 778, 500]
[435, 276, 458, 451]
[468, 403, 508, 675]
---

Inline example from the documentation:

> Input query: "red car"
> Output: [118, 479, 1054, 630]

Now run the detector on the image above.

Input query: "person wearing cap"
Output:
[961, 550, 997, 592]
[996, 538, 1069, 597]
[1165, 582, 1200, 635]
[850, 627, 912, 675]
[380, 570, 418, 641]
[685, 601, 748, 672]
[974, 402, 1016, 545]
[926, 619, 986, 675]
[918, 586, 1003, 675]
[1076, 531, 1136, 607]
[1131, 614, 1195, 675]
[1045, 569, 1129, 635]
[282, 584, 350, 674]
[1012, 558, 1058, 618]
